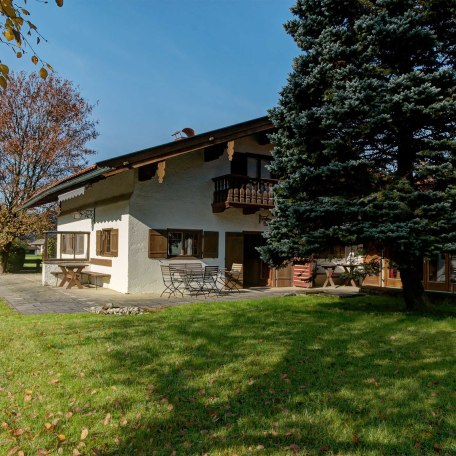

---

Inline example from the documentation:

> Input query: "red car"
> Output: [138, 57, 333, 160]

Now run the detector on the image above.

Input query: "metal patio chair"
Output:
[160, 264, 183, 298]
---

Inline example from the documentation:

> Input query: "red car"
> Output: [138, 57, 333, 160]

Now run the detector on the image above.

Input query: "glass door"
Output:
[424, 254, 450, 291]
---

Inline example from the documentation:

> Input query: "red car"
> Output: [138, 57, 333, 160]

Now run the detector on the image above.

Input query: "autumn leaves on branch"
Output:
[0, 0, 64, 89]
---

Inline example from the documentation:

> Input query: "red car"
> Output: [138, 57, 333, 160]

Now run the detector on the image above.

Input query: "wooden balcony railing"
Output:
[212, 174, 276, 213]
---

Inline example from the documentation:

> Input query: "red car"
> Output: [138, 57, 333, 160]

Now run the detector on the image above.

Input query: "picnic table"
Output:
[57, 263, 88, 289]
[320, 263, 338, 287]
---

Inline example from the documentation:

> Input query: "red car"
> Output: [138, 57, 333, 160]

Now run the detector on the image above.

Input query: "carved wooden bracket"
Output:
[226, 141, 235, 161]
[157, 161, 166, 183]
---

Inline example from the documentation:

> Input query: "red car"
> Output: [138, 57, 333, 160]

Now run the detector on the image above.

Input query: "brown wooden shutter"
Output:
[149, 229, 167, 258]
[96, 230, 102, 255]
[110, 229, 119, 257]
[203, 231, 219, 258]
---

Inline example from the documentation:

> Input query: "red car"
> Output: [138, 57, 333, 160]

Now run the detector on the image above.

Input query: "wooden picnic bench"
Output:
[51, 269, 110, 290]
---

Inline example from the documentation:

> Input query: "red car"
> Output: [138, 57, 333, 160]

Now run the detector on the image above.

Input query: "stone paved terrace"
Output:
[0, 273, 360, 315]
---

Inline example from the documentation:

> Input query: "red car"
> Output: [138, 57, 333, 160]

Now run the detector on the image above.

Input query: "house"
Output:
[23, 117, 288, 293]
[27, 239, 45, 255]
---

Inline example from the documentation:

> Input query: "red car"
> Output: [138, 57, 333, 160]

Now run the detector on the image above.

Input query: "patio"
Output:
[0, 273, 360, 315]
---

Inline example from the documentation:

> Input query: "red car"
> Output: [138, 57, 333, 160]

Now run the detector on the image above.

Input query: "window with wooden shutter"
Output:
[110, 229, 119, 257]
[96, 230, 102, 255]
[149, 229, 167, 258]
[167, 229, 203, 258]
[203, 231, 219, 258]
[96, 228, 119, 257]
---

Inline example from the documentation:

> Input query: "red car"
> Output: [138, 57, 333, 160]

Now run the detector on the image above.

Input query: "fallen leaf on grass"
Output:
[7, 447, 20, 456]
[13, 429, 23, 436]
[103, 413, 111, 425]
[72, 450, 81, 456]
[44, 423, 54, 431]
[433, 443, 443, 452]
[18, 452, 24, 456]
[352, 433, 360, 445]
[80, 428, 88, 440]
[319, 445, 329, 453]
[57, 434, 65, 442]
[366, 377, 380, 387]
[288, 444, 299, 454]
[37, 450, 50, 455]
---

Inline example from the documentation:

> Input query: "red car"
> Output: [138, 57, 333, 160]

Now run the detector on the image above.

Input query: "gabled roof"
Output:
[22, 116, 273, 209]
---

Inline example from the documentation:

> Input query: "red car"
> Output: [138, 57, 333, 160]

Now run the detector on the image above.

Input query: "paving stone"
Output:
[0, 272, 360, 315]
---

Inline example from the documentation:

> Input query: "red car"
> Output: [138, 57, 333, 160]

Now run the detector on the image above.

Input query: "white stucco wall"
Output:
[127, 146, 270, 293]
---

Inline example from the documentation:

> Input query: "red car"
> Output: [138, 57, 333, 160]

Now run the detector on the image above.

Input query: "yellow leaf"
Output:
[31, 56, 38, 65]
[0, 64, 9, 75]
[18, 452, 24, 456]
[73, 450, 81, 456]
[21, 8, 30, 15]
[16, 52, 22, 58]
[46, 63, 55, 72]
[57, 434, 65, 441]
[44, 422, 54, 431]
[103, 413, 111, 425]
[4, 29, 15, 41]
[80, 428, 88, 440]
[56, 0, 64, 6]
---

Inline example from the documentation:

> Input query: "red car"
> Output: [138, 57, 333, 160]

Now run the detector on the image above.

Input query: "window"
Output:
[96, 229, 119, 257]
[168, 230, 201, 257]
[149, 229, 218, 259]
[61, 233, 85, 255]
[231, 152, 274, 179]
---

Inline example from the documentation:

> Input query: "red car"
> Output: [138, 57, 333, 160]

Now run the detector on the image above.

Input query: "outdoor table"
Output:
[57, 263, 88, 289]
[320, 263, 337, 287]
[340, 263, 359, 287]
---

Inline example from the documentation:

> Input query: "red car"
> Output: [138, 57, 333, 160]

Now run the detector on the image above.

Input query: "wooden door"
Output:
[243, 232, 270, 287]
[270, 265, 292, 287]
[423, 254, 450, 292]
[225, 232, 244, 271]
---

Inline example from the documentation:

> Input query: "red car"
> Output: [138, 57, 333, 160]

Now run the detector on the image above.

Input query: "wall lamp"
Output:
[258, 209, 272, 226]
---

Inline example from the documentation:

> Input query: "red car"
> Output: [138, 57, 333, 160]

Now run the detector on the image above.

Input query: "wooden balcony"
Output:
[212, 174, 276, 213]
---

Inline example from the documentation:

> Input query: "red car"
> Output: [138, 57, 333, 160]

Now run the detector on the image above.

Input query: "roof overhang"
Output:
[22, 116, 274, 209]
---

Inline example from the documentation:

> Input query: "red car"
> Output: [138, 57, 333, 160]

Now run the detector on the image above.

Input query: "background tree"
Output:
[0, 0, 63, 87]
[261, 0, 456, 309]
[0, 71, 98, 272]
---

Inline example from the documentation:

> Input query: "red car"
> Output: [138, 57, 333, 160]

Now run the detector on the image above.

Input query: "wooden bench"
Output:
[81, 270, 111, 289]
[51, 270, 110, 289]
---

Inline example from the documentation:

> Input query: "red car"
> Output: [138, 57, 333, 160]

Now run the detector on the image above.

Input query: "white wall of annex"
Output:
[46, 172, 134, 293]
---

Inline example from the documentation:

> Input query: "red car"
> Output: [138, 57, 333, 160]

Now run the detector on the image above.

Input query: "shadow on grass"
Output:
[59, 297, 456, 455]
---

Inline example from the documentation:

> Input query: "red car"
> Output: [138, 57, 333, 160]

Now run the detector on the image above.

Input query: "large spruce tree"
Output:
[261, 0, 456, 309]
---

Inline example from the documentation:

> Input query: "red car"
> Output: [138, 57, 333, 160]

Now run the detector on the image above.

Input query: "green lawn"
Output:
[0, 296, 455, 455]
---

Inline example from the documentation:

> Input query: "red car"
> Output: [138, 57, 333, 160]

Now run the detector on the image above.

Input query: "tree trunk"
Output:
[398, 256, 426, 310]
[0, 250, 9, 274]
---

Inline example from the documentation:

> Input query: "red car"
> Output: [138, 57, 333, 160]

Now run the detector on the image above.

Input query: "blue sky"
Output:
[13, 0, 297, 162]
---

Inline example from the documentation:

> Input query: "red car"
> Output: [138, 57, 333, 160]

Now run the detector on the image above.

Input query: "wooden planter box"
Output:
[293, 262, 315, 288]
